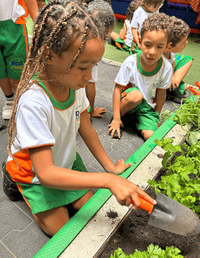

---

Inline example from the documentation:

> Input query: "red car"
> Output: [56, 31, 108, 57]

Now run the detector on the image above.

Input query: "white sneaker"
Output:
[2, 101, 14, 120]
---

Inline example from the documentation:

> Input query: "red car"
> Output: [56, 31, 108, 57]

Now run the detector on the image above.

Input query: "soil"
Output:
[99, 188, 200, 258]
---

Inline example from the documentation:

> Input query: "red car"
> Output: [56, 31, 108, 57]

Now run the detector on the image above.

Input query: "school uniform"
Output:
[114, 53, 172, 131]
[6, 79, 90, 214]
[0, 0, 28, 80]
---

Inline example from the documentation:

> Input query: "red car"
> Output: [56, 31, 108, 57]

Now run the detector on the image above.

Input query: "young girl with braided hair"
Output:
[3, 0, 155, 237]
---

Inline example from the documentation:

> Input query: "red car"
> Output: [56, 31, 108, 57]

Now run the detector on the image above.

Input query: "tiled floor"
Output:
[0, 59, 185, 257]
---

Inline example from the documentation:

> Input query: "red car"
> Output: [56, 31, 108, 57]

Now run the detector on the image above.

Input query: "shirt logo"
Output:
[75, 111, 80, 119]
[151, 80, 161, 89]
[75, 106, 81, 125]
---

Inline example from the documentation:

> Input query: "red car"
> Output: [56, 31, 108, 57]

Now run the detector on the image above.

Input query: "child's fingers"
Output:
[114, 160, 132, 174]
[136, 188, 157, 205]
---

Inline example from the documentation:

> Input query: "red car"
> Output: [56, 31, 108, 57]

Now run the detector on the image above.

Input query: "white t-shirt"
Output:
[165, 52, 176, 65]
[7, 81, 89, 184]
[131, 6, 158, 36]
[89, 64, 98, 83]
[0, 0, 26, 22]
[114, 53, 172, 108]
[124, 20, 133, 47]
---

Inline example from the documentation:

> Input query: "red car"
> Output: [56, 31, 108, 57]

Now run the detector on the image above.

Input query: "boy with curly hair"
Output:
[163, 16, 194, 104]
[108, 13, 172, 140]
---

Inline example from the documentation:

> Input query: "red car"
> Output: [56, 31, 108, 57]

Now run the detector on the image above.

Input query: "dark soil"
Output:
[99, 187, 200, 258]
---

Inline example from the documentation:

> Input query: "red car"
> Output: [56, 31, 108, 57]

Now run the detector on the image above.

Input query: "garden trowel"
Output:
[131, 192, 200, 236]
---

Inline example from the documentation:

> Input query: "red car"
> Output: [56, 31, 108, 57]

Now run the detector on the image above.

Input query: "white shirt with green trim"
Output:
[89, 64, 98, 83]
[166, 52, 176, 65]
[114, 53, 172, 108]
[8, 82, 89, 184]
[131, 6, 158, 36]
[124, 20, 133, 47]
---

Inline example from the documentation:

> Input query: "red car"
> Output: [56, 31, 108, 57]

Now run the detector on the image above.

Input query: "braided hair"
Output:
[8, 0, 100, 157]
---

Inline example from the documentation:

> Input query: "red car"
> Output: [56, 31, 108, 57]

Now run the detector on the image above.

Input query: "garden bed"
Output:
[99, 186, 200, 258]
[100, 137, 200, 258]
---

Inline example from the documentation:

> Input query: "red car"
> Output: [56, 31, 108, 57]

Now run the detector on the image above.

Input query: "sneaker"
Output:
[166, 89, 186, 104]
[2, 100, 14, 120]
[2, 161, 23, 201]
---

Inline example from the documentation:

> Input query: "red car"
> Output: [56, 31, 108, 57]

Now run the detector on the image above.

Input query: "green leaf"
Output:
[186, 131, 199, 146]
[111, 245, 183, 258]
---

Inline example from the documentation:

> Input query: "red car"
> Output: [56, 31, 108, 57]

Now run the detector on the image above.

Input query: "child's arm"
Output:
[108, 84, 124, 138]
[131, 27, 141, 48]
[85, 82, 106, 118]
[29, 143, 156, 208]
[24, 0, 38, 21]
[79, 109, 128, 173]
[154, 88, 166, 114]
[119, 22, 127, 40]
[171, 59, 193, 90]
[169, 61, 177, 91]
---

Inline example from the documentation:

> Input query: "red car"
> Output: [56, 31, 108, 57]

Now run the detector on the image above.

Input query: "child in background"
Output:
[163, 16, 194, 104]
[85, 0, 115, 118]
[131, 0, 163, 54]
[3, 1, 155, 237]
[109, 0, 137, 52]
[108, 13, 172, 140]
[0, 0, 38, 125]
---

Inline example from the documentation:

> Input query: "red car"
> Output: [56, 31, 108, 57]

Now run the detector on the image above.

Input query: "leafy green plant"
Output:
[110, 244, 183, 258]
[148, 138, 200, 215]
[173, 96, 200, 145]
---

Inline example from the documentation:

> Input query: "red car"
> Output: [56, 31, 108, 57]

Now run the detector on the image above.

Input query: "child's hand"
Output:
[108, 174, 157, 209]
[108, 118, 123, 138]
[169, 77, 179, 91]
[91, 107, 106, 118]
[107, 159, 132, 175]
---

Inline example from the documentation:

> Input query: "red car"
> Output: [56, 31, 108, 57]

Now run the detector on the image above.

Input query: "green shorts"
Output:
[175, 54, 194, 94]
[17, 152, 89, 214]
[121, 87, 159, 132]
[115, 37, 130, 52]
[0, 20, 28, 80]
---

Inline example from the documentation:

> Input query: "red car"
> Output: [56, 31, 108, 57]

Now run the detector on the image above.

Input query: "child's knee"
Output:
[125, 90, 143, 104]
[141, 130, 154, 141]
[33, 206, 70, 236]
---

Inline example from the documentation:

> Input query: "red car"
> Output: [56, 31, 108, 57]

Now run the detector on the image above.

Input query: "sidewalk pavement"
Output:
[0, 59, 187, 258]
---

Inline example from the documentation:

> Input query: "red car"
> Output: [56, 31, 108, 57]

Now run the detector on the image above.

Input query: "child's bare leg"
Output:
[10, 78, 20, 92]
[120, 90, 143, 116]
[110, 31, 120, 42]
[85, 82, 106, 118]
[72, 190, 93, 210]
[0, 78, 14, 96]
[33, 190, 93, 236]
[141, 129, 154, 141]
[33, 206, 70, 236]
